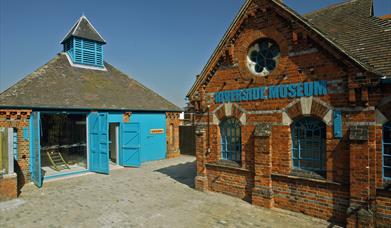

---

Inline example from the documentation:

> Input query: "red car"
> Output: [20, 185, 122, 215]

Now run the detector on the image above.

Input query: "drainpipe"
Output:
[207, 105, 211, 155]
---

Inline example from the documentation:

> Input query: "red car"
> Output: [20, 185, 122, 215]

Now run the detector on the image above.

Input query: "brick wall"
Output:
[0, 173, 17, 201]
[166, 112, 181, 159]
[0, 110, 31, 196]
[191, 0, 390, 226]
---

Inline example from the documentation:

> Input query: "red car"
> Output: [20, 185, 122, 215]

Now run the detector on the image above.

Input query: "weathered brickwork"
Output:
[0, 109, 31, 197]
[0, 173, 17, 201]
[189, 0, 391, 227]
[166, 112, 181, 159]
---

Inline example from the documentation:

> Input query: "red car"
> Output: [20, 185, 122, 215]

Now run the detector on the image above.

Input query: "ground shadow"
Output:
[154, 161, 196, 188]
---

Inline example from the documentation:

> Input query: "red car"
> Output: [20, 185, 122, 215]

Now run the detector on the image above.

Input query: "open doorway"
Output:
[109, 123, 119, 165]
[40, 113, 87, 177]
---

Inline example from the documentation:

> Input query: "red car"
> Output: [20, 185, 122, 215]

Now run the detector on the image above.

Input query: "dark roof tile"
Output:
[0, 54, 181, 112]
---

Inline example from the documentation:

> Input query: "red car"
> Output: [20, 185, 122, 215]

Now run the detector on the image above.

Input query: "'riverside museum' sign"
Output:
[214, 80, 328, 103]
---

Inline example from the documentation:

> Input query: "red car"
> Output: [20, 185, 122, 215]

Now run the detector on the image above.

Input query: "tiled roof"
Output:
[304, 0, 391, 78]
[61, 16, 106, 44]
[0, 54, 181, 112]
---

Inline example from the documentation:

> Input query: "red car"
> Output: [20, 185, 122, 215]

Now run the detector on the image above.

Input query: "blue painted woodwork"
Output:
[130, 113, 166, 162]
[107, 112, 166, 163]
[88, 112, 109, 174]
[291, 117, 326, 175]
[64, 37, 104, 67]
[383, 122, 391, 179]
[120, 123, 141, 167]
[220, 118, 242, 162]
[30, 112, 42, 187]
[23, 127, 28, 141]
[13, 129, 18, 160]
[44, 169, 89, 180]
[214, 80, 328, 103]
[333, 110, 343, 138]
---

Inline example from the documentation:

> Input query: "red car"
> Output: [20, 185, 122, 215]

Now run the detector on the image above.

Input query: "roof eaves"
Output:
[60, 16, 82, 44]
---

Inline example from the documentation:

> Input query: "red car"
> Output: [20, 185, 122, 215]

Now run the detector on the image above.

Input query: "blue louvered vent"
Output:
[64, 37, 104, 68]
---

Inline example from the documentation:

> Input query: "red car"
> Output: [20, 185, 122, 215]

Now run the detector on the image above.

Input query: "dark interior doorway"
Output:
[109, 123, 119, 164]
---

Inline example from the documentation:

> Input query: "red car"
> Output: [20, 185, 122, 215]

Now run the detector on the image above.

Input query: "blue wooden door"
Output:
[88, 112, 109, 174]
[30, 112, 42, 187]
[120, 123, 140, 167]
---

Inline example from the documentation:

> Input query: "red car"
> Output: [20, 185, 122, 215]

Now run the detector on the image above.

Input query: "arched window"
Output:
[291, 117, 326, 175]
[220, 118, 242, 162]
[383, 122, 391, 179]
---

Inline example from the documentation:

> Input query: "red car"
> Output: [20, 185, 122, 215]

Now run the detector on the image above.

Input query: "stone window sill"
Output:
[271, 173, 342, 186]
[206, 161, 250, 172]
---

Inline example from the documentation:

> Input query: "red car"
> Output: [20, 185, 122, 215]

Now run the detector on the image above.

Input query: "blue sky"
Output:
[0, 0, 390, 107]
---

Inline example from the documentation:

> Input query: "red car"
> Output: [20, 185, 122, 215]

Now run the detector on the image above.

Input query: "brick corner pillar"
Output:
[346, 125, 375, 228]
[194, 125, 208, 191]
[252, 123, 274, 208]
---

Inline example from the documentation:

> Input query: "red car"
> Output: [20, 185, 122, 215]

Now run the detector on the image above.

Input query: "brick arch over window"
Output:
[282, 97, 333, 126]
[212, 103, 247, 126]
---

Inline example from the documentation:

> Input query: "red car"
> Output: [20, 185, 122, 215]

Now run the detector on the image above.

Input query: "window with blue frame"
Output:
[383, 122, 391, 179]
[13, 129, 18, 160]
[220, 118, 242, 162]
[291, 117, 326, 176]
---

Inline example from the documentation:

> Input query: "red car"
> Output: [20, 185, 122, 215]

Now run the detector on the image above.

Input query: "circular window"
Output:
[247, 39, 280, 76]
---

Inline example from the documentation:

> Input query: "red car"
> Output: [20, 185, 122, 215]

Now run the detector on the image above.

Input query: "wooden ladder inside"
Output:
[47, 151, 70, 171]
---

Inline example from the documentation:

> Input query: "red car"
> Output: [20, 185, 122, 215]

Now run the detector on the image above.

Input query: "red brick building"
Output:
[187, 0, 391, 226]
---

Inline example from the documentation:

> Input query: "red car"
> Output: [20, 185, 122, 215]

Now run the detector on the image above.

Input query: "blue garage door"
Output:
[120, 122, 140, 167]
[30, 112, 42, 187]
[88, 112, 109, 174]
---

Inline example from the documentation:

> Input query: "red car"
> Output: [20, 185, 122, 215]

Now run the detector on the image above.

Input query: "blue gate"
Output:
[88, 112, 109, 174]
[120, 122, 140, 167]
[30, 112, 42, 187]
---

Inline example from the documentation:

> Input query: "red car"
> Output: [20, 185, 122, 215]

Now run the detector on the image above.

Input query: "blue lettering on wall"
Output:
[214, 80, 329, 103]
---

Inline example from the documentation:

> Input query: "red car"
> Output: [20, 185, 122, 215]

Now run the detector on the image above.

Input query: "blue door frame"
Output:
[30, 112, 42, 187]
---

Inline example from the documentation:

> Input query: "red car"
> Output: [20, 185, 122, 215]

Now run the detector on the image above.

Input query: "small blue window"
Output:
[220, 118, 242, 162]
[13, 129, 18, 160]
[383, 122, 391, 179]
[291, 117, 326, 176]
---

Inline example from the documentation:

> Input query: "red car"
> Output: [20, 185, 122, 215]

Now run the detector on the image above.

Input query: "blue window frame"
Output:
[383, 122, 391, 179]
[64, 37, 104, 68]
[220, 118, 241, 162]
[291, 117, 326, 175]
[13, 129, 18, 160]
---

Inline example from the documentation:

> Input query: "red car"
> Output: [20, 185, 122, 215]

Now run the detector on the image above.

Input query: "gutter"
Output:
[0, 105, 182, 113]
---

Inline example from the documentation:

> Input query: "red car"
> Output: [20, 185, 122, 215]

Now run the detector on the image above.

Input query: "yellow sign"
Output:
[150, 129, 164, 134]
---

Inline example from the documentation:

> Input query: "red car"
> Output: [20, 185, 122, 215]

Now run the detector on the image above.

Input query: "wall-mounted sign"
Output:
[150, 129, 164, 134]
[214, 80, 328, 103]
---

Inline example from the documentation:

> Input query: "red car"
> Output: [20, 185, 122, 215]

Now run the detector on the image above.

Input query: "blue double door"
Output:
[30, 111, 141, 188]
[88, 112, 140, 174]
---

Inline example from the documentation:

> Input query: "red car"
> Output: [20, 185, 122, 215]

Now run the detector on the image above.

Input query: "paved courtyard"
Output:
[0, 155, 335, 228]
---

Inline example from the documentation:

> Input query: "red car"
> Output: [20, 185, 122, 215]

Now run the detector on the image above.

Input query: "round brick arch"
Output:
[234, 28, 289, 81]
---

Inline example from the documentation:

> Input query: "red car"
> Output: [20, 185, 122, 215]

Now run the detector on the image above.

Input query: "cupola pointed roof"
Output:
[61, 15, 106, 44]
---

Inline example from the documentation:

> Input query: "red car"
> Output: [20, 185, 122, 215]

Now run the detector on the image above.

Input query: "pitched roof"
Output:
[61, 16, 106, 44]
[0, 53, 181, 112]
[187, 0, 391, 97]
[304, 0, 391, 78]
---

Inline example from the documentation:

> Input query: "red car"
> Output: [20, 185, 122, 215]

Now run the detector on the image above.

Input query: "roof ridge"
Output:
[304, 0, 357, 18]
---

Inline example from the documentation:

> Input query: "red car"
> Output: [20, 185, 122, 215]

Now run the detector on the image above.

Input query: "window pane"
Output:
[220, 118, 241, 162]
[384, 155, 391, 167]
[384, 167, 391, 178]
[291, 117, 326, 174]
